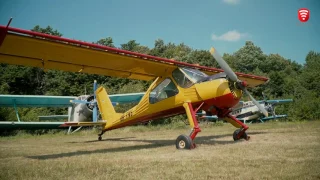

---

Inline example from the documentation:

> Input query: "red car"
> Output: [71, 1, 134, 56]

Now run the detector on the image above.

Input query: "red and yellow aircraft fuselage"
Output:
[98, 68, 242, 131]
[91, 67, 249, 149]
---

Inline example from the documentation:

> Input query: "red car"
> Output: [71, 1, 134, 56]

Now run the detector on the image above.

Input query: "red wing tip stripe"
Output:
[0, 25, 268, 81]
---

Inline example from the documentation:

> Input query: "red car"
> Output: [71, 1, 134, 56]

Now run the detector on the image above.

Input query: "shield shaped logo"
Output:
[298, 8, 310, 22]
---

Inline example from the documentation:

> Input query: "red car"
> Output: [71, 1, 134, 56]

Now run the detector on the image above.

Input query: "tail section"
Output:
[95, 87, 122, 124]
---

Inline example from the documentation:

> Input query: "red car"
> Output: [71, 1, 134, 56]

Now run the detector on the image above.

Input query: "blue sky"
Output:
[0, 0, 319, 64]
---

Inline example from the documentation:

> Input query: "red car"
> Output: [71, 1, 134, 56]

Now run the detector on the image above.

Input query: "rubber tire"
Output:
[233, 129, 248, 141]
[176, 135, 192, 150]
[98, 136, 102, 141]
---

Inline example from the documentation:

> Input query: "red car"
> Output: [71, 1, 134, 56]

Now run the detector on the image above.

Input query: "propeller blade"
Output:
[242, 87, 269, 117]
[210, 47, 239, 82]
[93, 80, 98, 122]
[262, 92, 267, 101]
[272, 106, 276, 117]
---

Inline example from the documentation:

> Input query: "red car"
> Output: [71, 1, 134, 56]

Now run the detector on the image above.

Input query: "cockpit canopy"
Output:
[172, 68, 208, 88]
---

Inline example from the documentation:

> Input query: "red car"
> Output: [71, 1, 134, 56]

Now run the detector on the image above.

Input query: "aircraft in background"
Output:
[197, 98, 293, 123]
[0, 81, 144, 133]
[0, 22, 269, 149]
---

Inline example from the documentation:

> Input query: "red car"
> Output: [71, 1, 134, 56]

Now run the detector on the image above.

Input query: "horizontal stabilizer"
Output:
[60, 121, 106, 127]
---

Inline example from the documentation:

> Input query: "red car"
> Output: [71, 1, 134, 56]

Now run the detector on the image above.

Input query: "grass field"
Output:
[0, 121, 320, 180]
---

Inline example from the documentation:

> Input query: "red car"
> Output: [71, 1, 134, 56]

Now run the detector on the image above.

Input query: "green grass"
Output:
[0, 121, 320, 180]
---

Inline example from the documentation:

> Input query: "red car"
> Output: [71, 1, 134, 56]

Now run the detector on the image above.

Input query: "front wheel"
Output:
[233, 129, 248, 141]
[176, 135, 192, 150]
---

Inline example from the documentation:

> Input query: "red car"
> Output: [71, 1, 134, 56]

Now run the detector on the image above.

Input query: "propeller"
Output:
[262, 92, 276, 117]
[92, 80, 98, 122]
[209, 47, 268, 117]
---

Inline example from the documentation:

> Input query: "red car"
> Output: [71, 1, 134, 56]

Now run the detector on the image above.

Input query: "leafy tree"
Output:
[120, 40, 140, 51]
[234, 41, 266, 73]
[222, 53, 236, 70]
[150, 39, 166, 56]
[95, 37, 115, 47]
[31, 25, 62, 37]
[187, 50, 218, 67]
[259, 54, 289, 73]
[300, 51, 320, 96]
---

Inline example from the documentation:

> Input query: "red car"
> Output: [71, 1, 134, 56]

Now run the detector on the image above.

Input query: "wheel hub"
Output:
[179, 140, 186, 148]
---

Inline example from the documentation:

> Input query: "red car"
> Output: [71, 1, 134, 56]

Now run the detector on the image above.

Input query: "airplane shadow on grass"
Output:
[26, 132, 266, 160]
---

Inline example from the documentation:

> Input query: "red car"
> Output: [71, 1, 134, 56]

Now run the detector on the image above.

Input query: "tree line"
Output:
[0, 25, 319, 123]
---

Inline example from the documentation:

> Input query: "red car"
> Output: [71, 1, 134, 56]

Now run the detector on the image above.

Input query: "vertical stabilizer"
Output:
[96, 87, 121, 123]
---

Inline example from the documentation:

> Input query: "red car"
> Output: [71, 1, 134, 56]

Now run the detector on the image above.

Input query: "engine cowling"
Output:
[69, 95, 94, 122]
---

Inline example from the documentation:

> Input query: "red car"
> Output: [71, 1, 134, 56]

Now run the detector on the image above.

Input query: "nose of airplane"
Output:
[195, 78, 242, 108]
[209, 47, 268, 117]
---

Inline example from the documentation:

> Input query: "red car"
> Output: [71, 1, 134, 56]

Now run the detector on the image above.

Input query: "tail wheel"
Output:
[233, 129, 248, 141]
[176, 135, 192, 150]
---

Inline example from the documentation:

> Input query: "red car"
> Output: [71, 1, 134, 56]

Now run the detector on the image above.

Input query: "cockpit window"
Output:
[181, 68, 208, 83]
[172, 68, 194, 88]
[149, 78, 179, 104]
[172, 68, 208, 88]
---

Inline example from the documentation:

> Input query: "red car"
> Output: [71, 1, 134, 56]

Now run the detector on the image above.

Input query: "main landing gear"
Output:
[225, 114, 251, 141]
[233, 129, 250, 141]
[98, 131, 105, 141]
[175, 105, 251, 149]
[176, 102, 201, 150]
[176, 135, 193, 149]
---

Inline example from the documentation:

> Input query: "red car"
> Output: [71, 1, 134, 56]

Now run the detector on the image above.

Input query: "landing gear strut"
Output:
[233, 129, 249, 141]
[225, 114, 250, 141]
[176, 102, 201, 150]
[98, 131, 105, 141]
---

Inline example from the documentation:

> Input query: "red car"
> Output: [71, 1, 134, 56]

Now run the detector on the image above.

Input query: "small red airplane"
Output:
[0, 21, 269, 149]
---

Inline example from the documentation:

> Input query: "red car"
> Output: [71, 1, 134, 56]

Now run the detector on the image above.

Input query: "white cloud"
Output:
[211, 30, 249, 42]
[222, 0, 240, 5]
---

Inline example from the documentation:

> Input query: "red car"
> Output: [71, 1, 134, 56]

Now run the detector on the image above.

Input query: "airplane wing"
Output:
[0, 25, 268, 88]
[0, 92, 144, 131]
[0, 121, 68, 130]
[0, 92, 145, 108]
[261, 99, 293, 105]
[109, 92, 145, 104]
[261, 115, 288, 121]
[0, 94, 76, 107]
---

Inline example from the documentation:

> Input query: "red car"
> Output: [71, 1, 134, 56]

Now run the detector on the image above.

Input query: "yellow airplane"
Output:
[0, 23, 269, 149]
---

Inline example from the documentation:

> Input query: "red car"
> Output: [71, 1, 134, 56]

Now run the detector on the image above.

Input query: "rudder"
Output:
[95, 87, 122, 123]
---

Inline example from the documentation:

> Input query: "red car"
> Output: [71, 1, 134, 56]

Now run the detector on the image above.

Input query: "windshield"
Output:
[180, 68, 208, 83]
[172, 68, 208, 88]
